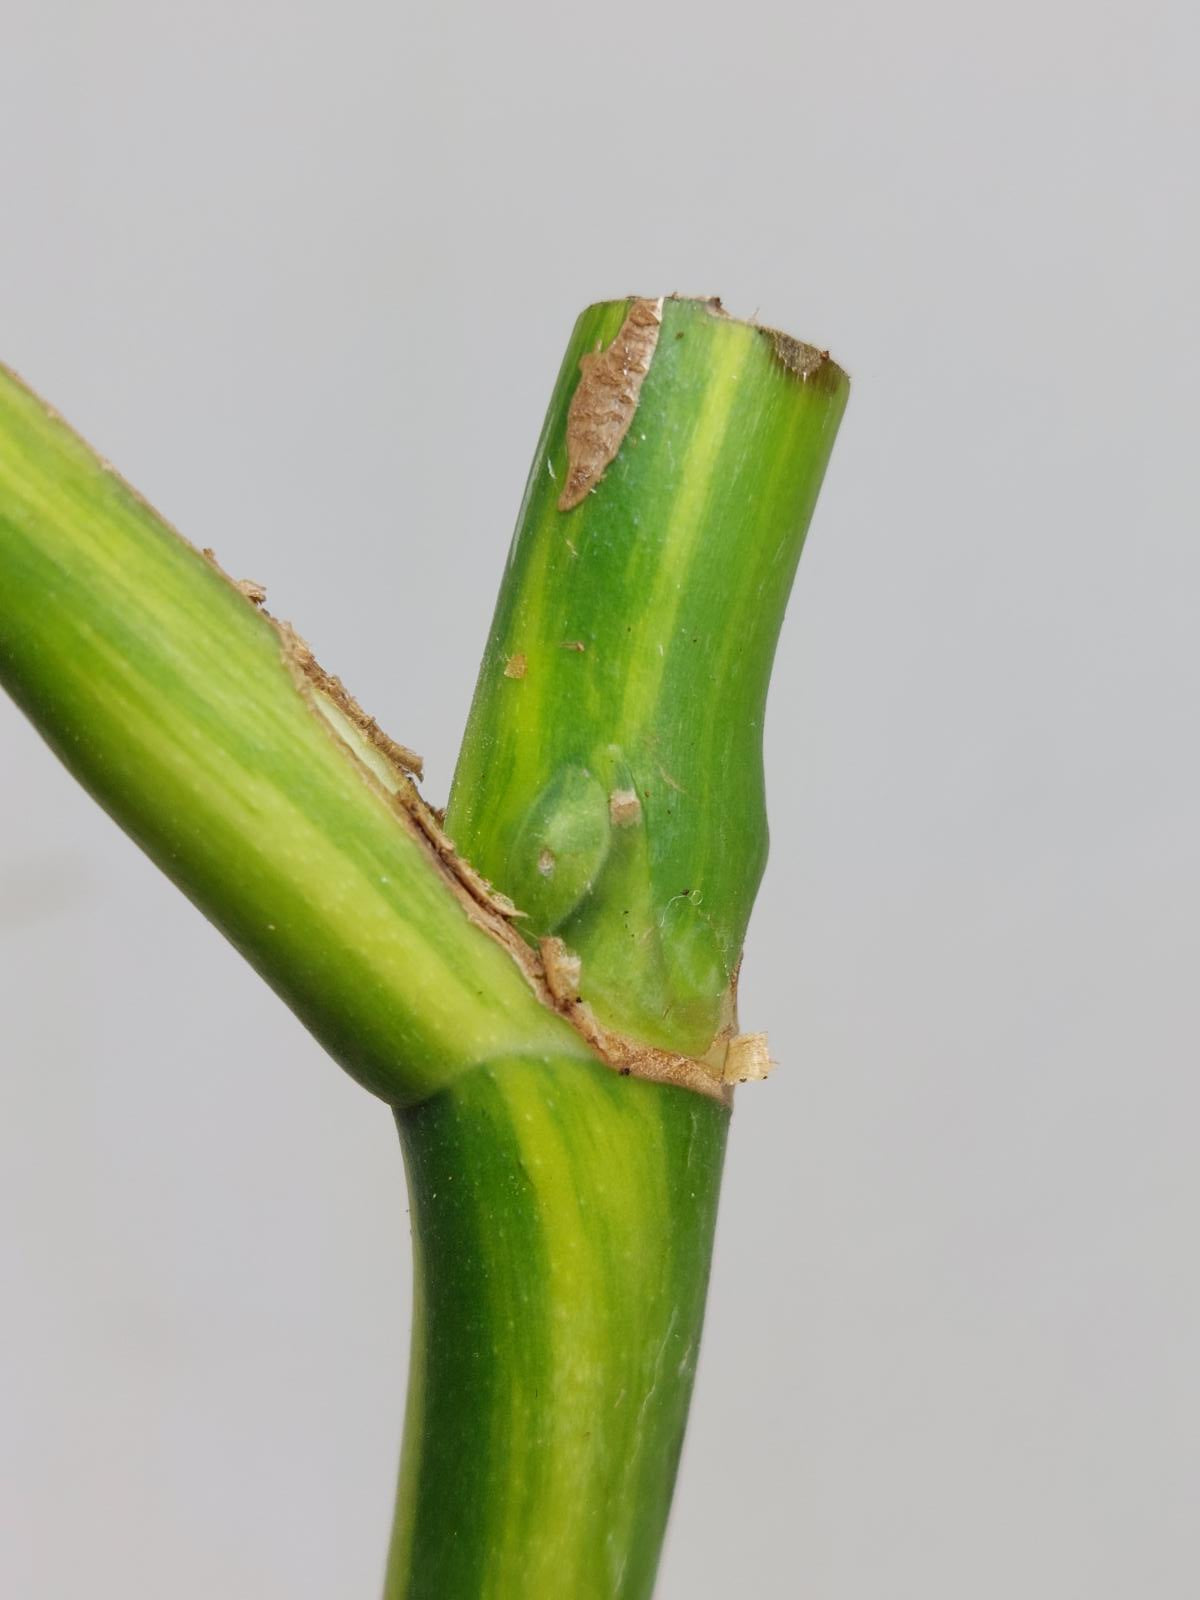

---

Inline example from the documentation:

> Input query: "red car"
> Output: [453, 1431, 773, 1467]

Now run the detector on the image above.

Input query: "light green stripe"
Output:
[389, 1057, 727, 1600]
[0, 363, 591, 1105]
[617, 321, 753, 731]
[447, 298, 849, 1055]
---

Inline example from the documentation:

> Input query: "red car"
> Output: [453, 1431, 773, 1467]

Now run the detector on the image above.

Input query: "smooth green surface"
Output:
[448, 297, 849, 1057]
[388, 1055, 728, 1600]
[384, 301, 847, 1597]
[0, 365, 590, 1106]
[0, 303, 847, 1600]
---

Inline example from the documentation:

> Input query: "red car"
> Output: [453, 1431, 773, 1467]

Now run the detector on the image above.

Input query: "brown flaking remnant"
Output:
[541, 938, 582, 1004]
[198, 552, 738, 1108]
[275, 619, 425, 781]
[558, 640, 586, 652]
[609, 788, 641, 828]
[650, 299, 846, 390]
[503, 651, 527, 679]
[538, 939, 733, 1107]
[765, 328, 832, 383]
[274, 620, 534, 938]
[399, 790, 525, 921]
[722, 1032, 774, 1084]
[0, 361, 752, 1108]
[197, 546, 424, 784]
[558, 297, 663, 511]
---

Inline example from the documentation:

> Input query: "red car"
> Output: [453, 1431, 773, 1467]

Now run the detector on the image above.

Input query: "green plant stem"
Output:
[0, 299, 848, 1600]
[0, 367, 587, 1106]
[388, 1055, 726, 1600]
[449, 297, 849, 1057]
[386, 299, 848, 1597]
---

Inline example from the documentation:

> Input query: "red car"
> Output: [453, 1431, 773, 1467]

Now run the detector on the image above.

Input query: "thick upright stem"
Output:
[387, 1055, 727, 1600]
[385, 299, 849, 1596]
[449, 297, 849, 1057]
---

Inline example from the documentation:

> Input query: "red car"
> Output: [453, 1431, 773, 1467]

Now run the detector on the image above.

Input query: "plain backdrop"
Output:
[1, 2, 1196, 1595]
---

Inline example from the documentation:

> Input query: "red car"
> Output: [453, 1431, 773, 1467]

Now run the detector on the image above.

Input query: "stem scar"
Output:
[558, 298, 663, 512]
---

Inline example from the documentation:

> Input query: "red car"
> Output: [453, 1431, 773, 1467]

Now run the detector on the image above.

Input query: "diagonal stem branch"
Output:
[0, 366, 589, 1107]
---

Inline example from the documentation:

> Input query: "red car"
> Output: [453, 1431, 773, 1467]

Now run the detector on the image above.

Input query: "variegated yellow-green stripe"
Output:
[385, 300, 847, 1598]
[0, 298, 848, 1600]
[449, 297, 849, 1058]
[0, 364, 589, 1106]
[388, 1055, 727, 1600]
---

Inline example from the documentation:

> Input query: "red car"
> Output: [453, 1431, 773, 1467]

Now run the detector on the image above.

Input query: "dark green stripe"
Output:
[389, 1055, 728, 1600]
[448, 298, 848, 1056]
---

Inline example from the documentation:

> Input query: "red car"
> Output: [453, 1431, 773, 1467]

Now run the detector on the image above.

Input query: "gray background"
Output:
[1, 1, 1195, 1595]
